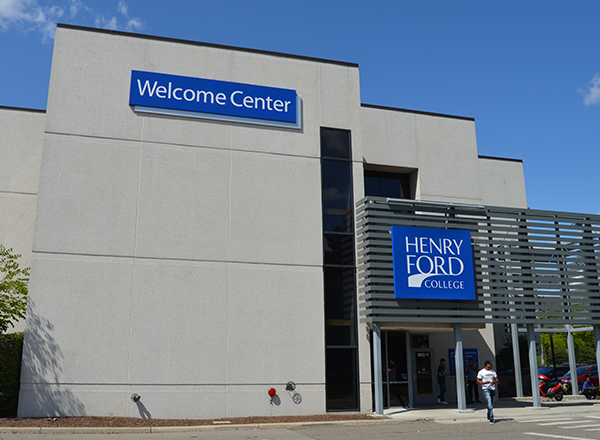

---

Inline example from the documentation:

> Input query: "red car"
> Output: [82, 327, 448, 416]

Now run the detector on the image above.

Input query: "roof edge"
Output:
[478, 155, 523, 163]
[56, 23, 359, 68]
[361, 103, 474, 121]
[0, 105, 46, 113]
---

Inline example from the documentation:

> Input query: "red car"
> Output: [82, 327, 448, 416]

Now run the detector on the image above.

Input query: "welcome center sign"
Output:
[129, 70, 301, 129]
[391, 226, 476, 300]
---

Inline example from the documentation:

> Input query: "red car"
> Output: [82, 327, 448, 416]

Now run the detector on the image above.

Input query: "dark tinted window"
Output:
[364, 170, 411, 199]
[321, 127, 351, 159]
[326, 348, 358, 410]
[320, 127, 359, 411]
[322, 159, 353, 233]
[324, 266, 356, 346]
[324, 233, 355, 266]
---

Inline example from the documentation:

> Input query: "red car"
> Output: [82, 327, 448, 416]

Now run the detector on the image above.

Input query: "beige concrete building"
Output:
[2, 24, 533, 419]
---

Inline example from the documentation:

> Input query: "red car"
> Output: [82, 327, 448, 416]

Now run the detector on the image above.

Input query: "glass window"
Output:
[412, 335, 429, 348]
[322, 159, 353, 233]
[326, 347, 359, 410]
[324, 267, 356, 347]
[364, 170, 411, 199]
[321, 127, 351, 160]
[323, 233, 355, 266]
[320, 126, 358, 412]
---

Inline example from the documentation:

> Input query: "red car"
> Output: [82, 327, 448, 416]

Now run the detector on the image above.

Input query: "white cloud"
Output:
[0, 0, 64, 40]
[0, 0, 144, 41]
[69, 0, 81, 18]
[116, 0, 127, 16]
[579, 73, 600, 106]
[95, 2, 143, 32]
[118, 1, 143, 32]
[95, 13, 117, 30]
[126, 16, 142, 32]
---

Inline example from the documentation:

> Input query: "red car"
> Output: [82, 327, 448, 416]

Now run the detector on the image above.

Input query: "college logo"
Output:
[391, 226, 476, 300]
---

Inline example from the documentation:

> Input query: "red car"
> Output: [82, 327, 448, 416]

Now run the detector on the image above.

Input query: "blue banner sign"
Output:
[129, 70, 300, 128]
[448, 348, 479, 376]
[391, 226, 476, 300]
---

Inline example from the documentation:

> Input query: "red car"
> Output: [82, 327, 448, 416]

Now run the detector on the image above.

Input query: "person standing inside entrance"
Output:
[437, 358, 449, 404]
[477, 360, 499, 424]
[465, 358, 481, 403]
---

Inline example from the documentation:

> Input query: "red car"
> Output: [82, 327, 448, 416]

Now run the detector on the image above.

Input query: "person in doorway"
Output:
[437, 358, 449, 404]
[477, 360, 499, 424]
[583, 376, 596, 400]
[464, 358, 481, 403]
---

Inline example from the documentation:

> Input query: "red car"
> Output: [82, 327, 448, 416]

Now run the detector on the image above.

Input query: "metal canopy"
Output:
[356, 197, 600, 325]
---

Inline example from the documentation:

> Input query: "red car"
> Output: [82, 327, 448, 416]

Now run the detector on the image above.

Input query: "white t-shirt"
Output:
[477, 367, 498, 391]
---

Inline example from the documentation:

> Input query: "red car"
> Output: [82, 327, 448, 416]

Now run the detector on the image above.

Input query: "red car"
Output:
[559, 365, 598, 391]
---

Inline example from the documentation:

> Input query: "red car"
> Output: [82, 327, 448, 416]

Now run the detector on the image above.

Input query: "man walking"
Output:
[477, 360, 499, 424]
[464, 358, 481, 403]
[437, 358, 449, 404]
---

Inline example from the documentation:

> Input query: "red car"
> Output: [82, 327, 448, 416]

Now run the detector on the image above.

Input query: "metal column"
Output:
[527, 324, 541, 408]
[511, 323, 524, 397]
[566, 325, 578, 396]
[406, 331, 414, 408]
[454, 323, 466, 410]
[373, 324, 383, 415]
[595, 326, 600, 378]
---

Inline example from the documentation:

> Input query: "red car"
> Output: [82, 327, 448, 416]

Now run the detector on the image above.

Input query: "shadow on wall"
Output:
[135, 400, 151, 419]
[18, 300, 85, 417]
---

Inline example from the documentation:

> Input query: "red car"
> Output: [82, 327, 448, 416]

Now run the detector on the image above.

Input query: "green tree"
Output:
[0, 245, 29, 334]
[540, 330, 597, 366]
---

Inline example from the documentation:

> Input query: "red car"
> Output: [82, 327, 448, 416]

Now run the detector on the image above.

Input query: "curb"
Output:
[3, 402, 599, 434]
[0, 417, 394, 434]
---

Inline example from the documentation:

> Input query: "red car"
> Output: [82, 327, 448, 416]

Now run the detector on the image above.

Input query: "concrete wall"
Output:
[361, 107, 483, 205]
[0, 107, 45, 333]
[0, 107, 44, 268]
[478, 156, 527, 208]
[17, 26, 529, 419]
[360, 106, 528, 209]
[19, 26, 364, 419]
[360, 105, 528, 405]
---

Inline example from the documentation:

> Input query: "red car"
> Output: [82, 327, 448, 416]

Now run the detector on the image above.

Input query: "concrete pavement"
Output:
[2, 397, 599, 435]
[383, 395, 600, 423]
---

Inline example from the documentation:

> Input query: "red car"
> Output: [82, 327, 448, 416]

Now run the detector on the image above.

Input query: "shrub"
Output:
[0, 332, 24, 417]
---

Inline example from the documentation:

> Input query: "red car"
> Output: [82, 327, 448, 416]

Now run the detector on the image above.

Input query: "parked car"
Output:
[538, 365, 570, 380]
[559, 365, 598, 391]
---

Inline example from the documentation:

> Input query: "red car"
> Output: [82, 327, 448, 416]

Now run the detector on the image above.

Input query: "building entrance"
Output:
[374, 331, 409, 408]
[413, 348, 437, 404]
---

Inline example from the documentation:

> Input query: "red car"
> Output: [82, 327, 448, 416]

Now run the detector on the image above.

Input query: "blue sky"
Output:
[1, 0, 599, 215]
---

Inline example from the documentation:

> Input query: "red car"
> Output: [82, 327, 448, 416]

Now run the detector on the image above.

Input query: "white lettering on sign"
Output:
[405, 236, 466, 289]
[230, 90, 290, 112]
[137, 80, 291, 113]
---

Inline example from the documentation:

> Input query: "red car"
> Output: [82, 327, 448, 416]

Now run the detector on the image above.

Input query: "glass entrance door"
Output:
[412, 348, 436, 404]
[371, 330, 409, 408]
[383, 331, 408, 408]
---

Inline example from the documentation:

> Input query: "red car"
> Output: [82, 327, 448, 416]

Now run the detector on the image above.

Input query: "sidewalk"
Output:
[2, 397, 599, 435]
[383, 395, 600, 423]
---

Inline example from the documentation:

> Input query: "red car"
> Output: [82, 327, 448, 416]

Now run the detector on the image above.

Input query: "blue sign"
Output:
[129, 70, 299, 128]
[391, 226, 476, 300]
[448, 349, 479, 376]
